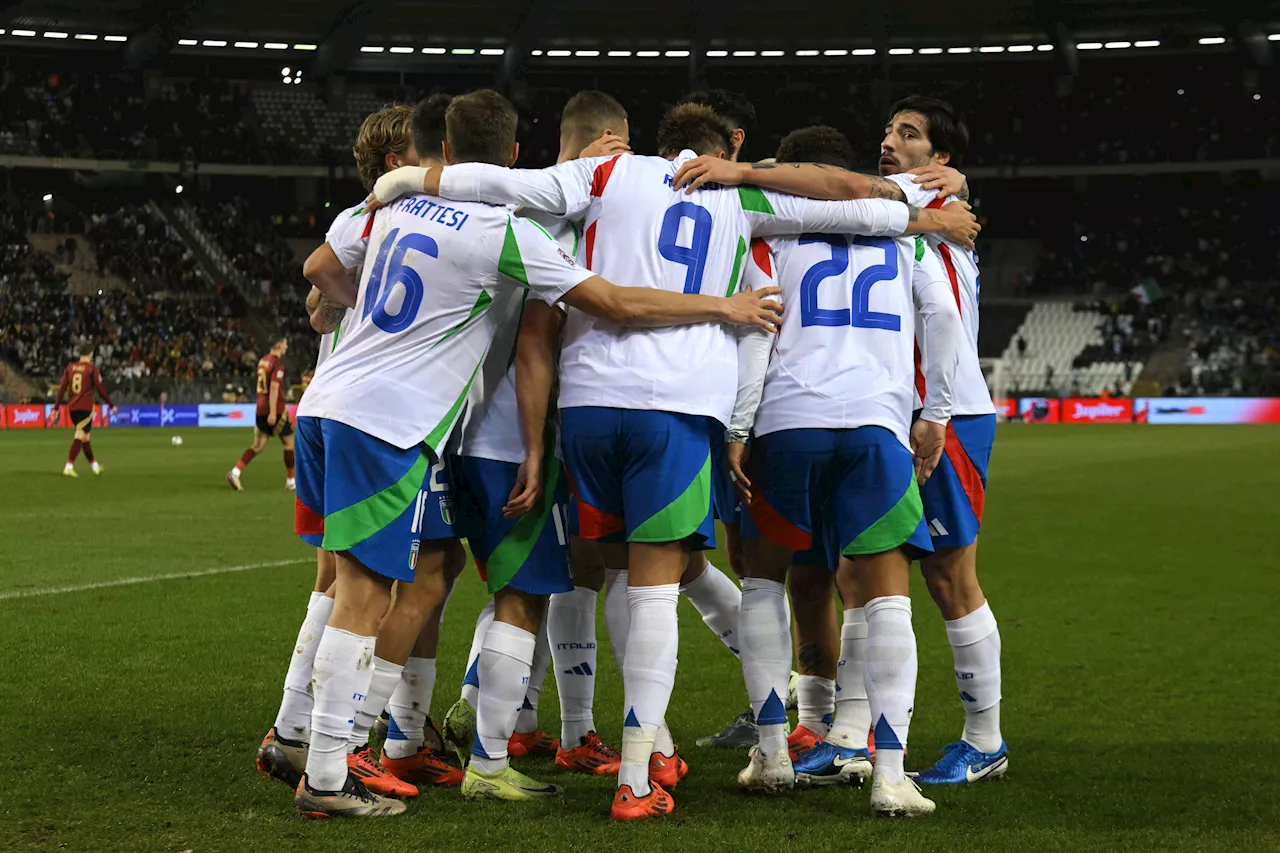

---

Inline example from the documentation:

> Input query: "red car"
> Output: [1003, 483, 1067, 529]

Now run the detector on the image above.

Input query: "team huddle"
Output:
[253, 84, 1005, 822]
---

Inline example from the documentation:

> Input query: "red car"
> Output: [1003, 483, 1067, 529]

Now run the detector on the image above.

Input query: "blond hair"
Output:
[353, 104, 414, 190]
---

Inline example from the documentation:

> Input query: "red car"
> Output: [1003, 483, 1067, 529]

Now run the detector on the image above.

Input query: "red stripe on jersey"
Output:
[745, 493, 812, 553]
[584, 221, 598, 269]
[943, 422, 986, 523]
[913, 340, 927, 401]
[750, 238, 773, 277]
[474, 558, 488, 584]
[926, 195, 946, 210]
[590, 154, 624, 197]
[294, 498, 325, 537]
[361, 209, 377, 239]
[936, 242, 963, 316]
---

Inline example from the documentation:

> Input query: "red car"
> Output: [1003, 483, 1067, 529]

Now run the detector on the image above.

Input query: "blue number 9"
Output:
[657, 201, 713, 294]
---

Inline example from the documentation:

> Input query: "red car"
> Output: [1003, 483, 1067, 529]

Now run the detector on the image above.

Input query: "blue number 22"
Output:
[362, 229, 439, 334]
[798, 234, 900, 331]
[657, 201, 712, 294]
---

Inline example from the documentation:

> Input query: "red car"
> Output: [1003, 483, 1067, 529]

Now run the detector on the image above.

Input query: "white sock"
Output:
[461, 599, 496, 707]
[653, 721, 675, 758]
[827, 607, 870, 748]
[796, 675, 835, 737]
[604, 568, 630, 671]
[739, 578, 790, 759]
[946, 602, 1003, 752]
[306, 627, 376, 791]
[348, 656, 404, 751]
[383, 656, 436, 759]
[472, 621, 536, 774]
[619, 583, 679, 795]
[515, 618, 550, 735]
[273, 591, 334, 742]
[681, 560, 742, 657]
[548, 586, 599, 745]
[865, 596, 917, 784]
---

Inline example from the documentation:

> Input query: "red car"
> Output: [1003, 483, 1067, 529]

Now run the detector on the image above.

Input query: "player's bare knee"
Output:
[679, 550, 706, 586]
[722, 522, 746, 580]
[494, 588, 546, 633]
[743, 536, 790, 583]
[921, 545, 983, 618]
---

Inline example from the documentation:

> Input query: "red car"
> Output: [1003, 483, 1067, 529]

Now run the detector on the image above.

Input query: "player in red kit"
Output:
[227, 336, 295, 491]
[55, 343, 117, 477]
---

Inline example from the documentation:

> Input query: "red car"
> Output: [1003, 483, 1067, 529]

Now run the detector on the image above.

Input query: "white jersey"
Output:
[456, 208, 579, 464]
[886, 174, 996, 416]
[747, 233, 956, 448]
[314, 202, 370, 369]
[439, 152, 910, 425]
[299, 194, 592, 451]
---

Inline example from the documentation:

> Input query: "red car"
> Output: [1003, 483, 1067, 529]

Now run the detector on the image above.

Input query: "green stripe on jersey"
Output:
[737, 186, 775, 215]
[348, 205, 366, 218]
[434, 289, 492, 349]
[630, 452, 712, 543]
[570, 222, 582, 257]
[483, 459, 563, 594]
[424, 357, 484, 453]
[498, 218, 529, 285]
[330, 317, 342, 352]
[321, 451, 430, 552]
[726, 236, 748, 296]
[914, 235, 926, 261]
[843, 477, 924, 557]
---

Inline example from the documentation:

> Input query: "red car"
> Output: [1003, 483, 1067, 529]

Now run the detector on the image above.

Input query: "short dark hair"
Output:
[561, 90, 627, 146]
[655, 103, 734, 158]
[888, 95, 968, 165]
[411, 93, 452, 161]
[79, 342, 94, 356]
[445, 89, 518, 166]
[271, 335, 288, 348]
[680, 89, 757, 138]
[776, 126, 855, 170]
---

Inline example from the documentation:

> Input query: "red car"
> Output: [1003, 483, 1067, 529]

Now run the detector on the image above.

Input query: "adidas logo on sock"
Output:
[563, 662, 594, 676]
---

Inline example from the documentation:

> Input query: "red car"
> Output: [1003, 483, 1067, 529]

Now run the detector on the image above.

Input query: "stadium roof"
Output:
[3, 0, 1278, 69]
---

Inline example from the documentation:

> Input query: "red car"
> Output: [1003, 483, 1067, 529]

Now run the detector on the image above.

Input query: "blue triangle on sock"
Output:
[521, 695, 534, 711]
[462, 657, 480, 689]
[729, 646, 740, 657]
[822, 712, 834, 726]
[471, 736, 493, 760]
[624, 707, 641, 728]
[385, 714, 408, 741]
[757, 688, 787, 725]
[873, 714, 903, 751]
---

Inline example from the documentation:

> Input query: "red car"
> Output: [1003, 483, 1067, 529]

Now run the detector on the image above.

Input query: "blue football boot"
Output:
[792, 740, 872, 787]
[913, 740, 1008, 785]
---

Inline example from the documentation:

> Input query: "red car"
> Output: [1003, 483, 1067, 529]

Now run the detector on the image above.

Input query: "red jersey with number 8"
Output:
[256, 354, 286, 416]
[58, 361, 113, 410]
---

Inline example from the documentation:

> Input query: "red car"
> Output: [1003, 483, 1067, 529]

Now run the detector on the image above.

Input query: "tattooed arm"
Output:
[671, 156, 906, 202]
[309, 289, 347, 335]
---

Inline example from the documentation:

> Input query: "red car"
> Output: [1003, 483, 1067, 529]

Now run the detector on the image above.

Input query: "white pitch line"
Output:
[0, 558, 310, 601]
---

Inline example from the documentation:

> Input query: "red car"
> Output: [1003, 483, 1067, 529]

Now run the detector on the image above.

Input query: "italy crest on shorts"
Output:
[439, 496, 455, 526]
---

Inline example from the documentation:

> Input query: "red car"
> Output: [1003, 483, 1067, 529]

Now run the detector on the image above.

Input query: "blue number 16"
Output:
[657, 201, 713, 294]
[798, 234, 900, 331]
[362, 229, 439, 334]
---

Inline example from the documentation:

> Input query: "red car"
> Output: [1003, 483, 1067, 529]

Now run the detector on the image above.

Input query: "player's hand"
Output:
[110, 406, 118, 415]
[267, 412, 278, 427]
[721, 285, 784, 333]
[671, 156, 748, 194]
[726, 441, 753, 503]
[934, 201, 980, 250]
[910, 419, 947, 485]
[912, 164, 967, 198]
[367, 165, 431, 211]
[579, 131, 630, 159]
[503, 456, 544, 518]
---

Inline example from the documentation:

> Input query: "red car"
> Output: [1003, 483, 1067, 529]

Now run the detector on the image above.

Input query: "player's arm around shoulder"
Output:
[673, 156, 906, 202]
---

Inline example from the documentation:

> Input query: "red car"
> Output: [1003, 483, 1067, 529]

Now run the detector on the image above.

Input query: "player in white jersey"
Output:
[294, 90, 785, 819]
[442, 91, 633, 791]
[258, 104, 460, 800]
[878, 96, 1006, 786]
[678, 99, 1005, 789]
[372, 101, 977, 821]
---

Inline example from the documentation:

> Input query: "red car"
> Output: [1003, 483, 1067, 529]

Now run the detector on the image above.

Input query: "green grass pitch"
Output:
[2, 425, 1278, 852]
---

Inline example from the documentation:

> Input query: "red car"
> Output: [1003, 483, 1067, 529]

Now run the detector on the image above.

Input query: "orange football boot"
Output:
[380, 746, 464, 787]
[347, 746, 419, 798]
[507, 730, 559, 758]
[787, 725, 824, 762]
[611, 782, 674, 821]
[555, 731, 621, 775]
[648, 749, 689, 789]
